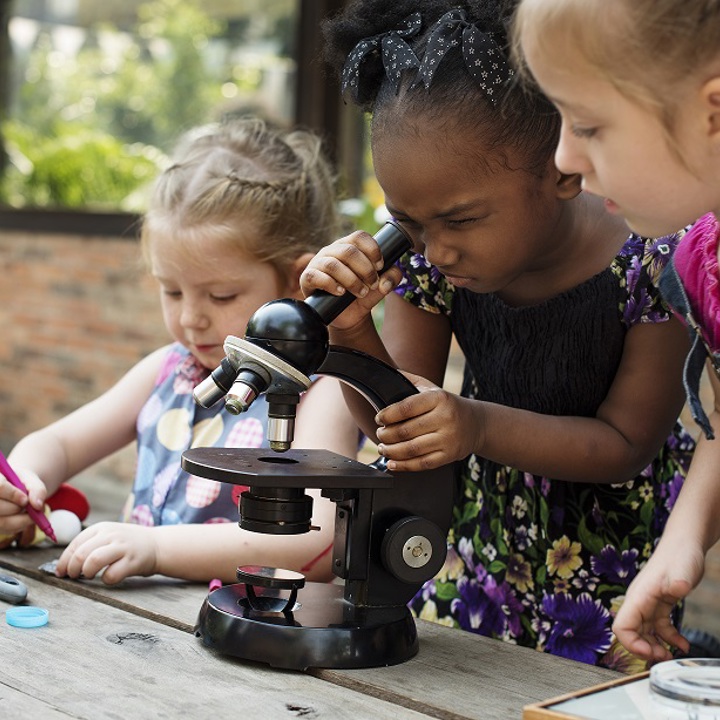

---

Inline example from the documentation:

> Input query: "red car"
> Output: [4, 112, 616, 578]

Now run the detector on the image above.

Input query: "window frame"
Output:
[0, 0, 363, 236]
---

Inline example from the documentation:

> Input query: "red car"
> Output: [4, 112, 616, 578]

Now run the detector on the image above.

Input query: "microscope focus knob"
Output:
[381, 516, 447, 585]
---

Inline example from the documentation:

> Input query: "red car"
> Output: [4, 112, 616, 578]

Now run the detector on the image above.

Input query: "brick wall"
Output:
[0, 228, 170, 485]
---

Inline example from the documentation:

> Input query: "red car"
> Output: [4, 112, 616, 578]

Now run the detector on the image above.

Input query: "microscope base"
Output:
[195, 582, 419, 670]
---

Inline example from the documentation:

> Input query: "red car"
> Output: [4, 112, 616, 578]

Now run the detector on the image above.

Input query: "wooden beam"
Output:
[295, 0, 364, 196]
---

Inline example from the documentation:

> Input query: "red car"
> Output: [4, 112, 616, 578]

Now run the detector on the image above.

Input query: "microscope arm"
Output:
[316, 346, 417, 411]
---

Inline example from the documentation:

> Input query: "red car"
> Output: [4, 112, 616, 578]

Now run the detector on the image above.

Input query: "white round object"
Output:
[49, 509, 83, 546]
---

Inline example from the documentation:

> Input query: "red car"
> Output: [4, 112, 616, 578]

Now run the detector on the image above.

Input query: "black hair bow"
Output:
[415, 9, 513, 104]
[341, 12, 422, 99]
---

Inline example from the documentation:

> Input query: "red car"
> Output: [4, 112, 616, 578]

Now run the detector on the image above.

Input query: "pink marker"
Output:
[0, 450, 57, 543]
[208, 578, 222, 592]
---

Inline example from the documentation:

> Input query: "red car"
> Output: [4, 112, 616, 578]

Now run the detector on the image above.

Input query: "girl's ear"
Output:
[701, 75, 720, 144]
[285, 252, 316, 297]
[556, 170, 583, 200]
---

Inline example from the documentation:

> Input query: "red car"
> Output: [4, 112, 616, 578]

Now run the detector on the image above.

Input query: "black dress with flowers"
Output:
[399, 233, 695, 671]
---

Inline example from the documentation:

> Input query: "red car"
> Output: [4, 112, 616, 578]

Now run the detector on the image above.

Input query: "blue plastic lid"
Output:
[6, 606, 49, 628]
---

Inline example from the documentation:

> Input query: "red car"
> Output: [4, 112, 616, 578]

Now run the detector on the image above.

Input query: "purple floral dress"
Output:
[398, 233, 695, 671]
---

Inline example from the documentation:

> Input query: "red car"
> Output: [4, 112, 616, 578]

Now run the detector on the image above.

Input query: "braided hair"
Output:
[141, 118, 340, 272]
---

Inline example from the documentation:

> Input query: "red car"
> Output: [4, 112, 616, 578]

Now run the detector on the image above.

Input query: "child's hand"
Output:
[55, 522, 158, 585]
[300, 230, 403, 331]
[612, 543, 703, 662]
[0, 468, 47, 538]
[375, 373, 482, 472]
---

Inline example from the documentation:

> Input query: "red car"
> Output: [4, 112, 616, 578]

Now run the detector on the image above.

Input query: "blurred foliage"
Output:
[1, 120, 162, 208]
[1, 0, 295, 211]
[337, 115, 387, 236]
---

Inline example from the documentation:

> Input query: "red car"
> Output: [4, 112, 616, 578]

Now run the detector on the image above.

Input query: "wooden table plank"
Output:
[0, 576, 432, 720]
[0, 546, 621, 719]
[316, 622, 619, 720]
[0, 546, 205, 631]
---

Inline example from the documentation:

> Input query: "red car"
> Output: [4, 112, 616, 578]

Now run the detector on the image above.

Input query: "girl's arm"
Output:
[0, 347, 167, 531]
[325, 291, 453, 442]
[56, 374, 361, 584]
[57, 490, 337, 584]
[293, 375, 362, 458]
[612, 366, 720, 661]
[381, 291, 454, 386]
[376, 306, 690, 483]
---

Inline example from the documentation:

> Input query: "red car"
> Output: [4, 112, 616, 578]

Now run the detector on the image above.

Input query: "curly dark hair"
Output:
[322, 0, 560, 174]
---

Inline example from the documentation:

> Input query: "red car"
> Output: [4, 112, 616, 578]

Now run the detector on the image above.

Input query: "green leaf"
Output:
[577, 516, 605, 556]
[435, 582, 460, 602]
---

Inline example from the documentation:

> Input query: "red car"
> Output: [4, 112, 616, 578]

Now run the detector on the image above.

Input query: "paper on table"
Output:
[548, 677, 656, 720]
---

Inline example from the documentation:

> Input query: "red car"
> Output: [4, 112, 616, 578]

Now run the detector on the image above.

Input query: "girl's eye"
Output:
[210, 294, 238, 303]
[570, 125, 598, 139]
[395, 217, 418, 229]
[448, 217, 477, 227]
[163, 290, 182, 298]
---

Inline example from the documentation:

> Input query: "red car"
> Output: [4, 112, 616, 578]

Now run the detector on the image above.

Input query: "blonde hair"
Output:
[513, 0, 720, 134]
[141, 118, 340, 274]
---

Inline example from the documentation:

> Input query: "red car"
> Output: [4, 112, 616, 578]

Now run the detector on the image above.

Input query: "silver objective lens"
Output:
[193, 375, 231, 409]
[267, 416, 294, 452]
[225, 380, 259, 415]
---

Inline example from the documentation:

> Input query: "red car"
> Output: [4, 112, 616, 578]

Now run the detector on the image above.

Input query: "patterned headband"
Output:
[415, 9, 514, 105]
[341, 12, 422, 100]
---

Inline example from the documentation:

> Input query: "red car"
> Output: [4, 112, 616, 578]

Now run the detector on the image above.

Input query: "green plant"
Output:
[1, 0, 250, 210]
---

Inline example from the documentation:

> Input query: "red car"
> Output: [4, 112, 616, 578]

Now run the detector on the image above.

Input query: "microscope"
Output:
[181, 221, 456, 670]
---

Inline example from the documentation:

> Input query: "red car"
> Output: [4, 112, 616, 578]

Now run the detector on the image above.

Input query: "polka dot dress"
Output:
[126, 344, 270, 527]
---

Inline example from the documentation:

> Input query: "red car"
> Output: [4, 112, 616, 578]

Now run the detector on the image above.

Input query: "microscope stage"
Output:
[182, 447, 394, 489]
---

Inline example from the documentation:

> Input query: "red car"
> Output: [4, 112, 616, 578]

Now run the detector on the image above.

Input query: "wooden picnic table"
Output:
[0, 545, 620, 719]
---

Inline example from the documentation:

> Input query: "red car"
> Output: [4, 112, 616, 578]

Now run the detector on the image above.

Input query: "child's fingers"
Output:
[382, 450, 447, 473]
[0, 493, 28, 517]
[0, 470, 48, 513]
[655, 626, 690, 656]
[80, 544, 121, 582]
[0, 508, 35, 537]
[620, 633, 667, 663]
[99, 558, 132, 586]
[379, 265, 403, 294]
[375, 392, 438, 427]
[376, 413, 450, 466]
[342, 230, 386, 271]
[56, 526, 101, 578]
[302, 233, 384, 298]
[0, 480, 29, 508]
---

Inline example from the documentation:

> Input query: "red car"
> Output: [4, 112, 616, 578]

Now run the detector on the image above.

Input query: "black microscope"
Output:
[181, 221, 456, 670]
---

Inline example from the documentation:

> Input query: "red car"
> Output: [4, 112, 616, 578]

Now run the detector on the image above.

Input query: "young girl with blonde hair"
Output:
[0, 118, 359, 585]
[514, 0, 720, 662]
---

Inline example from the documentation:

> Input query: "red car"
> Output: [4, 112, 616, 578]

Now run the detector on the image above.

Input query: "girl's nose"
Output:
[422, 234, 459, 269]
[180, 302, 209, 329]
[554, 123, 591, 177]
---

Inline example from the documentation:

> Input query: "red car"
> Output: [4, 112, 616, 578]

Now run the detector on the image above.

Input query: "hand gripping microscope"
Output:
[181, 221, 456, 670]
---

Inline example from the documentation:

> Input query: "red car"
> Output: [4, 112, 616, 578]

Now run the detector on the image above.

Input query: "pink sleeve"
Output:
[674, 213, 720, 350]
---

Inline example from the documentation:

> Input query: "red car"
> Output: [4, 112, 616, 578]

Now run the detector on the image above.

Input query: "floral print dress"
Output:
[398, 233, 695, 671]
